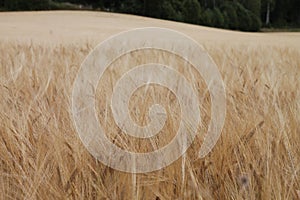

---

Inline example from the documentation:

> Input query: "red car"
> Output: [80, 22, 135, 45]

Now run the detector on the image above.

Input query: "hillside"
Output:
[0, 11, 299, 47]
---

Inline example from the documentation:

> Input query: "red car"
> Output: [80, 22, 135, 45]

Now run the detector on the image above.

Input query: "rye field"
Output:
[0, 11, 299, 199]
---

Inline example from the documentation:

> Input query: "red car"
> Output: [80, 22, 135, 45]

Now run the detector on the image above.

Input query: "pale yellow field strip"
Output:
[0, 11, 299, 47]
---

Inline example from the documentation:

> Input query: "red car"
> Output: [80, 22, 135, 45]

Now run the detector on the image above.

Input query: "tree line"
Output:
[0, 0, 299, 32]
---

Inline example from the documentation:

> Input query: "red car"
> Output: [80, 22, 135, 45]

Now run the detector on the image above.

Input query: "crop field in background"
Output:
[0, 11, 299, 199]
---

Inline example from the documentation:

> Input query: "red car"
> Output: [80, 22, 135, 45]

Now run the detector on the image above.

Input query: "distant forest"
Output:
[0, 0, 299, 32]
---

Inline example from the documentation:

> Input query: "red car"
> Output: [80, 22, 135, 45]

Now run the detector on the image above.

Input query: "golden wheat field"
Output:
[0, 11, 299, 199]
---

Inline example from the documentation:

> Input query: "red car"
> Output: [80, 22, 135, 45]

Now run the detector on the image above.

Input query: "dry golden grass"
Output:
[0, 11, 300, 199]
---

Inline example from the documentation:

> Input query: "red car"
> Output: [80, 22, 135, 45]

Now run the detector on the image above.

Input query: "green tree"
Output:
[144, 0, 163, 18]
[220, 1, 261, 31]
[3, 0, 50, 11]
[182, 0, 202, 24]
[220, 1, 238, 29]
[161, 0, 183, 21]
[241, 0, 261, 17]
[119, 0, 143, 15]
[201, 7, 224, 28]
[201, 8, 214, 26]
[213, 7, 225, 28]
[271, 0, 300, 26]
